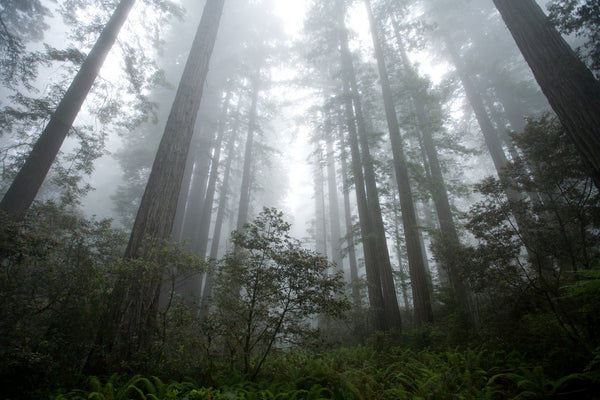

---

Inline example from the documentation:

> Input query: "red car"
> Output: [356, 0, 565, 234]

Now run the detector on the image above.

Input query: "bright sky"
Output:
[273, 1, 308, 36]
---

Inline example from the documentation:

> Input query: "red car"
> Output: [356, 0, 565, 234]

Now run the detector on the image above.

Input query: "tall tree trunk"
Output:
[199, 119, 239, 318]
[94, 0, 225, 366]
[392, 22, 472, 321]
[493, 0, 600, 190]
[325, 134, 343, 271]
[1, 0, 136, 219]
[341, 74, 386, 330]
[172, 142, 196, 242]
[314, 145, 328, 258]
[236, 74, 260, 232]
[335, 3, 386, 330]
[338, 124, 361, 308]
[194, 89, 232, 258]
[180, 126, 214, 242]
[364, 0, 432, 325]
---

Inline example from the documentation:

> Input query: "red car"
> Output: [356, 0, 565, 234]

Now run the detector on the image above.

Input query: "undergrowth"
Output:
[49, 347, 600, 400]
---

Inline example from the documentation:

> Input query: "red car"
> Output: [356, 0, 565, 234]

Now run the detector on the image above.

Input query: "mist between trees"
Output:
[1, 0, 600, 398]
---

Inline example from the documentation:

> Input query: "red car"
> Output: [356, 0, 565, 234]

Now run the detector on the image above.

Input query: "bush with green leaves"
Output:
[457, 115, 600, 361]
[209, 208, 350, 379]
[0, 202, 127, 398]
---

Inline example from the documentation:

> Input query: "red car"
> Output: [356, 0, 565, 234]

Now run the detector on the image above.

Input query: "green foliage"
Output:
[54, 346, 600, 399]
[0, 202, 127, 398]
[211, 208, 350, 378]
[456, 115, 600, 358]
[548, 0, 600, 75]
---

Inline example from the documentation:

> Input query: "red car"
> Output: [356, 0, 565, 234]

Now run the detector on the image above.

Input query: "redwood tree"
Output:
[493, 0, 600, 190]
[96, 0, 226, 363]
[0, 0, 136, 219]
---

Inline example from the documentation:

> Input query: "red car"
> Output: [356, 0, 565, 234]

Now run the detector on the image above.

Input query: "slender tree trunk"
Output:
[236, 75, 260, 232]
[194, 89, 232, 258]
[172, 142, 196, 242]
[1, 0, 136, 219]
[94, 0, 225, 365]
[199, 118, 239, 318]
[180, 127, 214, 241]
[338, 124, 361, 308]
[341, 74, 385, 330]
[326, 135, 343, 271]
[365, 0, 432, 325]
[392, 26, 472, 320]
[314, 145, 328, 258]
[335, 4, 386, 329]
[493, 0, 600, 190]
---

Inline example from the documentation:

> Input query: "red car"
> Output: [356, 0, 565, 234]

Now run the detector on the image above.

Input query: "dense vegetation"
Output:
[2, 0, 600, 398]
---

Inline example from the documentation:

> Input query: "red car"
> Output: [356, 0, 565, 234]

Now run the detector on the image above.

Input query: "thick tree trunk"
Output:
[335, 3, 385, 330]
[1, 0, 136, 219]
[95, 0, 225, 365]
[326, 135, 343, 271]
[493, 0, 600, 190]
[340, 74, 385, 330]
[365, 0, 432, 325]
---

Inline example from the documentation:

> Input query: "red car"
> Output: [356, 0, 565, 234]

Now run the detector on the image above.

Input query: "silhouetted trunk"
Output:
[392, 197, 411, 312]
[172, 143, 196, 242]
[194, 89, 232, 258]
[325, 135, 343, 270]
[493, 0, 600, 190]
[1, 0, 135, 219]
[338, 124, 361, 308]
[392, 25, 472, 321]
[314, 146, 328, 258]
[93, 0, 225, 366]
[199, 119, 239, 318]
[181, 120, 217, 242]
[335, 1, 386, 330]
[236, 74, 260, 231]
[365, 0, 432, 325]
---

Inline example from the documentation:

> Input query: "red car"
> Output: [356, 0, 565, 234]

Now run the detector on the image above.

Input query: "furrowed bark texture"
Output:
[493, 0, 600, 190]
[95, 0, 225, 365]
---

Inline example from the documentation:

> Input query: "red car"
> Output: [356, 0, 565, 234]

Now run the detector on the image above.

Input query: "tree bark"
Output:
[335, 3, 385, 330]
[493, 0, 600, 190]
[1, 0, 136, 219]
[365, 0, 432, 325]
[97, 0, 225, 364]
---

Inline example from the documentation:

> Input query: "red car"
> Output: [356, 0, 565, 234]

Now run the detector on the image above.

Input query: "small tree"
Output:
[211, 208, 349, 379]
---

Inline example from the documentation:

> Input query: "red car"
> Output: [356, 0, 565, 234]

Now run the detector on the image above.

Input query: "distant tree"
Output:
[0, 0, 51, 88]
[212, 208, 349, 379]
[493, 0, 600, 191]
[0, 0, 136, 220]
[364, 0, 433, 325]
